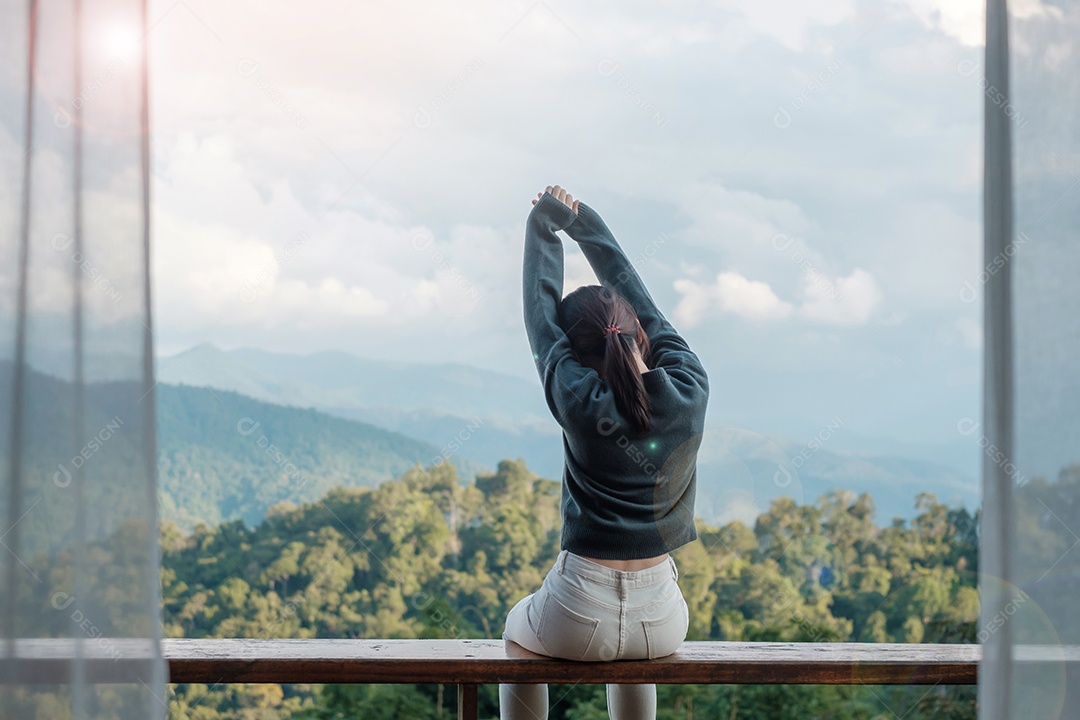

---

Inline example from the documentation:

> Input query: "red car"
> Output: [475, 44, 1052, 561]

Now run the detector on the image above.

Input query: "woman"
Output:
[501, 185, 710, 720]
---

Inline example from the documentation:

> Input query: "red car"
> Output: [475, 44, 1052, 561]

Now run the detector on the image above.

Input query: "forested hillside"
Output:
[156, 383, 482, 529]
[162, 458, 982, 719]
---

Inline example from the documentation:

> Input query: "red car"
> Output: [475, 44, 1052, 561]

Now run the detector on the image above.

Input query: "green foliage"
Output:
[161, 461, 989, 719]
[155, 384, 481, 531]
[293, 684, 439, 720]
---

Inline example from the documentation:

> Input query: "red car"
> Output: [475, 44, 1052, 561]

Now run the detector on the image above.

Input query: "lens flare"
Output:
[99, 21, 140, 61]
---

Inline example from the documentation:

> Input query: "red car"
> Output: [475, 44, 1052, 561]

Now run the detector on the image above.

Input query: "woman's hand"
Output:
[532, 185, 580, 214]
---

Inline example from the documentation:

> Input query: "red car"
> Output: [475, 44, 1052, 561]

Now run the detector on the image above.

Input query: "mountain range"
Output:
[0, 358, 483, 534]
[156, 383, 483, 530]
[157, 343, 981, 526]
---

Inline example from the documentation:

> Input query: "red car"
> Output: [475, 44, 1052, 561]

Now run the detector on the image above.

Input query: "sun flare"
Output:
[98, 21, 140, 62]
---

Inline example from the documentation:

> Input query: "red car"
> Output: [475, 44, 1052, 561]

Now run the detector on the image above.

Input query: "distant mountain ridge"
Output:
[159, 342, 554, 427]
[158, 344, 981, 525]
[692, 425, 978, 527]
[156, 383, 483, 530]
[0, 360, 483, 534]
[157, 342, 562, 480]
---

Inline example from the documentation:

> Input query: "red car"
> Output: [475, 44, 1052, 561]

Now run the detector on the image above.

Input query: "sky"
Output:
[136, 0, 1056, 465]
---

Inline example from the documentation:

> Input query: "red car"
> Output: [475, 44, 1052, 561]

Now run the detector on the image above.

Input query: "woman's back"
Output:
[522, 187, 710, 561]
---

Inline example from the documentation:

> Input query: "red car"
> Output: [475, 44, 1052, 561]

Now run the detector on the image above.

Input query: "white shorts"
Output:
[502, 549, 689, 661]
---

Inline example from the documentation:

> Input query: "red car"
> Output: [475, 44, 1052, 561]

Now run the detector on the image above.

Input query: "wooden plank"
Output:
[34, 638, 1080, 686]
[158, 639, 981, 685]
[457, 683, 478, 720]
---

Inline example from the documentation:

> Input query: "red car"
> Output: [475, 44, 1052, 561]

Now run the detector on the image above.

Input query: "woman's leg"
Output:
[500, 683, 548, 720]
[606, 683, 657, 720]
[500, 592, 549, 719]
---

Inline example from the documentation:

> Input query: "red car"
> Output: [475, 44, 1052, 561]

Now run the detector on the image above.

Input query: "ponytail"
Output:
[558, 284, 654, 435]
[602, 331, 653, 434]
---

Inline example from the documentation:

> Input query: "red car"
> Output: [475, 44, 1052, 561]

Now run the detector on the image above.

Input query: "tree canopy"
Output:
[158, 457, 986, 718]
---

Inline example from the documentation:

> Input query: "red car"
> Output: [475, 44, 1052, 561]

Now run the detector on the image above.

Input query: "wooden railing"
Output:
[166, 639, 980, 720]
[6, 638, 984, 720]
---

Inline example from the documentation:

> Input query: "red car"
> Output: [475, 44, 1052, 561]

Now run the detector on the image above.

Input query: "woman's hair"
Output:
[558, 284, 653, 434]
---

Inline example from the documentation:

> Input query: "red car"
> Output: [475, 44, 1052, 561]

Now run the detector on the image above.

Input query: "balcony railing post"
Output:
[457, 683, 478, 720]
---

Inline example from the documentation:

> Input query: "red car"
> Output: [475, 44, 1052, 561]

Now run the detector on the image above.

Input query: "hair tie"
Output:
[602, 323, 621, 337]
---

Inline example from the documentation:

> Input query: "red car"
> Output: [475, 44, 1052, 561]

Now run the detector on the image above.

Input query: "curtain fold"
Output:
[977, 0, 1014, 716]
[0, 0, 167, 718]
[980, 0, 1080, 718]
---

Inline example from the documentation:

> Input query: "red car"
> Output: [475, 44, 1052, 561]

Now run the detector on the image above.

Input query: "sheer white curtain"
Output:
[979, 0, 1080, 718]
[0, 0, 167, 718]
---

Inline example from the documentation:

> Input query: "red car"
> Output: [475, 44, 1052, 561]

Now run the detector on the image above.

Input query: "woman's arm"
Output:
[522, 187, 609, 425]
[523, 187, 576, 368]
[561, 201, 669, 340]
[561, 198, 709, 395]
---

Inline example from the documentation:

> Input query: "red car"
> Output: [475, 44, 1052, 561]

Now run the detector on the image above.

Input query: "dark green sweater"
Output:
[523, 191, 710, 560]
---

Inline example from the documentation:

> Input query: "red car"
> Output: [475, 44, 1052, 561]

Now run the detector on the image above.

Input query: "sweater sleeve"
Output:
[522, 192, 611, 426]
[562, 201, 709, 398]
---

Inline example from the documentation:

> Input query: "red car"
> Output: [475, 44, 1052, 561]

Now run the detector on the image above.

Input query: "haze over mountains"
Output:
[158, 343, 981, 526]
[156, 384, 483, 530]
[0, 358, 484, 536]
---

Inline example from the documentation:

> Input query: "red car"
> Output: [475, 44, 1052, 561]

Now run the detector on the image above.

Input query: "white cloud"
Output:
[798, 268, 881, 326]
[149, 131, 511, 337]
[152, 204, 391, 330]
[901, 0, 1061, 47]
[562, 251, 600, 297]
[124, 0, 987, 445]
[901, 0, 986, 47]
[721, 0, 855, 51]
[673, 268, 882, 327]
[876, 35, 962, 77]
[674, 272, 794, 325]
[274, 277, 388, 322]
